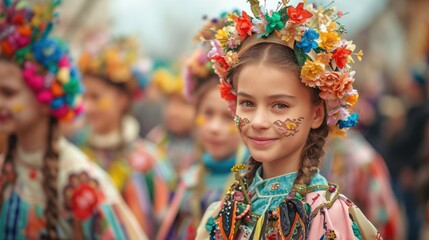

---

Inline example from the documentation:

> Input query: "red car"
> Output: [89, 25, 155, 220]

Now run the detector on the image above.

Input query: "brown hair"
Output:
[0, 116, 60, 238]
[191, 74, 222, 221]
[230, 43, 329, 194]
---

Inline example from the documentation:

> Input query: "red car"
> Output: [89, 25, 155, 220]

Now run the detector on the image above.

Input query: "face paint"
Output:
[229, 123, 238, 133]
[12, 104, 24, 113]
[195, 114, 206, 127]
[273, 117, 304, 137]
[234, 115, 250, 132]
[98, 97, 112, 110]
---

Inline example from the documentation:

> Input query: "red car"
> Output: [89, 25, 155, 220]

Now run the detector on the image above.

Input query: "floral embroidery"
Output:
[63, 171, 104, 220]
[325, 229, 337, 239]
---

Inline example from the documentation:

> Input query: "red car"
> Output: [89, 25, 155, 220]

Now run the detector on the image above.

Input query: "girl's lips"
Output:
[248, 136, 277, 146]
[0, 113, 11, 122]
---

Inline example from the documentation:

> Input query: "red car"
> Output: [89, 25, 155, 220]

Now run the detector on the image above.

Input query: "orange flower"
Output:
[319, 72, 354, 100]
[287, 2, 313, 24]
[316, 53, 332, 65]
[234, 11, 253, 40]
[332, 47, 352, 69]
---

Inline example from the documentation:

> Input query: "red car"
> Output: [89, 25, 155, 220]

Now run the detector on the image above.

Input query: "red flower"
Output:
[287, 2, 313, 24]
[217, 79, 236, 101]
[71, 183, 101, 220]
[234, 11, 253, 40]
[332, 47, 352, 69]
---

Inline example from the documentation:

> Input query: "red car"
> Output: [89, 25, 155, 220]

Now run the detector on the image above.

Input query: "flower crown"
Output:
[152, 67, 184, 96]
[0, 0, 84, 122]
[78, 37, 149, 99]
[208, 1, 363, 132]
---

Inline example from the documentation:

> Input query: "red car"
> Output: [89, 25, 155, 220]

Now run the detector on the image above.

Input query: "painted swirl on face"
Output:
[234, 115, 250, 132]
[273, 117, 304, 137]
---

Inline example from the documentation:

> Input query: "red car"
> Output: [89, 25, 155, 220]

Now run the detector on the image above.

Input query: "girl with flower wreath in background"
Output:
[196, 1, 382, 239]
[0, 0, 147, 239]
[73, 37, 169, 238]
[146, 66, 197, 193]
[156, 15, 250, 239]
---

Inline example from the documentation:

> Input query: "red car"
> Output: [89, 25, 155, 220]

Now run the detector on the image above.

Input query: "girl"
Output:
[157, 42, 249, 239]
[0, 1, 146, 239]
[76, 37, 169, 238]
[147, 67, 197, 190]
[197, 1, 382, 239]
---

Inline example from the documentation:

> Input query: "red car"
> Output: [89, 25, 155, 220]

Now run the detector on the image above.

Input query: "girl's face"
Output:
[83, 75, 129, 134]
[0, 60, 49, 135]
[235, 63, 324, 170]
[197, 87, 241, 160]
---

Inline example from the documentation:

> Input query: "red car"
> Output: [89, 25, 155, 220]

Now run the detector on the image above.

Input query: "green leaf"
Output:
[247, 0, 260, 17]
[294, 44, 308, 66]
[313, 47, 326, 54]
[280, 7, 290, 22]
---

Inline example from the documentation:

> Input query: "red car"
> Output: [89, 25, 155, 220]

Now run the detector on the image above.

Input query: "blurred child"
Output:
[75, 38, 168, 238]
[322, 131, 403, 239]
[0, 1, 146, 238]
[157, 27, 249, 238]
[147, 67, 197, 190]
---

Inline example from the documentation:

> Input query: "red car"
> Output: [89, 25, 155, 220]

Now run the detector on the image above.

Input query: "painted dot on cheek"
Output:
[12, 104, 24, 113]
[195, 115, 206, 127]
[98, 98, 112, 110]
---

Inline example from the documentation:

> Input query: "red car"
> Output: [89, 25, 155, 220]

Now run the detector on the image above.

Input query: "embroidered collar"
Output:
[16, 138, 67, 169]
[251, 166, 328, 197]
[88, 115, 140, 149]
[202, 152, 236, 174]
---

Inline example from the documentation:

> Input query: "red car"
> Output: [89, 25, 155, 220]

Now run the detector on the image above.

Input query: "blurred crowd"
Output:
[0, 0, 428, 239]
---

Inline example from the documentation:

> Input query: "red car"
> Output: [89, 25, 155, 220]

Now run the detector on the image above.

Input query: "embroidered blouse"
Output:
[0, 138, 146, 239]
[196, 166, 382, 240]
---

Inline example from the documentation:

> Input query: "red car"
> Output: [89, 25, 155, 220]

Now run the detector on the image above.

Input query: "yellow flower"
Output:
[57, 68, 70, 84]
[319, 31, 340, 52]
[301, 60, 325, 83]
[357, 50, 364, 61]
[216, 28, 229, 48]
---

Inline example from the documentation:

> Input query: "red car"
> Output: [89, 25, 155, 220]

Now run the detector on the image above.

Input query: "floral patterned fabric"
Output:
[71, 116, 169, 238]
[0, 138, 146, 239]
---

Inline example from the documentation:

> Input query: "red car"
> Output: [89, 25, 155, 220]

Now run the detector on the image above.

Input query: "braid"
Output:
[243, 157, 262, 185]
[42, 116, 60, 239]
[292, 121, 329, 195]
[0, 134, 17, 209]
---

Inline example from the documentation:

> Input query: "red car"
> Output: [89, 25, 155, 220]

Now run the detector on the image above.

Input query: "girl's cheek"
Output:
[97, 97, 113, 110]
[234, 115, 250, 132]
[11, 104, 25, 113]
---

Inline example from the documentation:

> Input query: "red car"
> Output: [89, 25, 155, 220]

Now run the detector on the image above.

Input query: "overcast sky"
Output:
[108, 0, 388, 60]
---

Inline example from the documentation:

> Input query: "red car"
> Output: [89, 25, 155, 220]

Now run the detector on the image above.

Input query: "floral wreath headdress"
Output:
[0, 0, 84, 121]
[78, 37, 150, 99]
[184, 12, 234, 101]
[208, 0, 363, 133]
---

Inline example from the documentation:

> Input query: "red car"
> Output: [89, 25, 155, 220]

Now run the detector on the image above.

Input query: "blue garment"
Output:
[249, 167, 328, 216]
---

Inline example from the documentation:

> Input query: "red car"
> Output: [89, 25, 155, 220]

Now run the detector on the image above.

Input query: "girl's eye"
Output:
[239, 101, 254, 108]
[273, 103, 288, 109]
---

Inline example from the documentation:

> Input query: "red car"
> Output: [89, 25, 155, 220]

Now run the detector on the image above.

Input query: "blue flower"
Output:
[296, 29, 319, 53]
[32, 38, 64, 71]
[338, 113, 359, 129]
